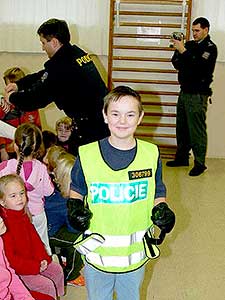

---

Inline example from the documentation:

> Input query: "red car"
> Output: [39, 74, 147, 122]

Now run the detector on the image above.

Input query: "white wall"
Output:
[207, 62, 225, 158]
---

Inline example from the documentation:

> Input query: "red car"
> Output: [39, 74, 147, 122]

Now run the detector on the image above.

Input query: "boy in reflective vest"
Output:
[68, 86, 175, 300]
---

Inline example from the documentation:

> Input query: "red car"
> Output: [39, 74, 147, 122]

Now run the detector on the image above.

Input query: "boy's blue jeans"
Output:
[84, 263, 145, 300]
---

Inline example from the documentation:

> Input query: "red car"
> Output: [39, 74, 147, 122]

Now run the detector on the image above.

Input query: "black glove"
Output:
[67, 198, 93, 232]
[151, 202, 175, 234]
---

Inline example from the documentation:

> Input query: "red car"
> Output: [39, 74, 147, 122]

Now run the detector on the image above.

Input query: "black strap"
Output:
[144, 229, 166, 246]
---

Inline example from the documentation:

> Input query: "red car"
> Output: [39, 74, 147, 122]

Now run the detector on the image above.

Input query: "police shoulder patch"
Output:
[202, 52, 210, 60]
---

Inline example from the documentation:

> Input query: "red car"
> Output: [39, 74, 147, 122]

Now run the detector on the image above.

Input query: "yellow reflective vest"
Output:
[79, 139, 159, 273]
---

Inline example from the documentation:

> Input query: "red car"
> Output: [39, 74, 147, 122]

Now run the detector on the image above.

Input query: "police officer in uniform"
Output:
[166, 17, 217, 176]
[5, 18, 109, 155]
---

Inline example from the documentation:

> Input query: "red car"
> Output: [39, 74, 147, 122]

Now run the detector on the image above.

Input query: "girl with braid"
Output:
[0, 123, 54, 255]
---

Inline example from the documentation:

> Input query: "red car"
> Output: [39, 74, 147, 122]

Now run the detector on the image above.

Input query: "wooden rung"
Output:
[113, 56, 171, 62]
[117, 10, 187, 17]
[112, 78, 179, 85]
[119, 22, 185, 28]
[112, 67, 176, 73]
[135, 132, 176, 138]
[113, 45, 174, 51]
[160, 155, 175, 159]
[134, 138, 177, 150]
[113, 33, 171, 39]
[141, 101, 176, 106]
[160, 149, 176, 153]
[137, 90, 179, 96]
[115, 0, 189, 4]
[140, 122, 176, 128]
[156, 144, 177, 149]
[144, 111, 176, 117]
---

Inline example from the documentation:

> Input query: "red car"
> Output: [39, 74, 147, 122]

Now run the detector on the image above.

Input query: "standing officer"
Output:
[4, 18, 109, 155]
[166, 17, 217, 176]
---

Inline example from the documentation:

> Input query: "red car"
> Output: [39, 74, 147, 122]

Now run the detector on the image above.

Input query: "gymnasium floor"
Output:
[62, 158, 225, 300]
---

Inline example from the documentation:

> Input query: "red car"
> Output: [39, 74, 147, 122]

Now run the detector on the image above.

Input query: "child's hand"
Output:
[0, 97, 11, 113]
[5, 82, 18, 94]
[0, 148, 9, 162]
[40, 259, 48, 272]
[0, 217, 7, 235]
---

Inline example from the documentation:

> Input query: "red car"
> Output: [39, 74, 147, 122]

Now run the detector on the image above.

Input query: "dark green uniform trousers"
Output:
[175, 92, 208, 165]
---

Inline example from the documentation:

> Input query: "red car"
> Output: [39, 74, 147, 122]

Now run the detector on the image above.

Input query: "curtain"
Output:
[0, 0, 224, 60]
[0, 0, 110, 55]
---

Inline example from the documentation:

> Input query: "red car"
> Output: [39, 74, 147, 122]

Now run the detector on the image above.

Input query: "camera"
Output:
[169, 32, 184, 48]
[171, 32, 184, 41]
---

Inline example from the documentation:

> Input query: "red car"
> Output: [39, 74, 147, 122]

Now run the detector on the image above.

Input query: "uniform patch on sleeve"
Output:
[76, 54, 92, 66]
[128, 169, 152, 180]
[202, 52, 210, 60]
[41, 72, 48, 82]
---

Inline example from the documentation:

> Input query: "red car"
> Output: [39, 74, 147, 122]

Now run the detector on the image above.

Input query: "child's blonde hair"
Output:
[45, 145, 67, 172]
[56, 116, 73, 131]
[54, 152, 76, 198]
[3, 67, 25, 84]
[0, 174, 25, 200]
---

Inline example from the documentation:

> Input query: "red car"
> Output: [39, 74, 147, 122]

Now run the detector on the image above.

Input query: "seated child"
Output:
[0, 226, 54, 300]
[55, 116, 77, 156]
[0, 123, 54, 255]
[44, 147, 84, 287]
[0, 173, 64, 299]
[42, 145, 67, 183]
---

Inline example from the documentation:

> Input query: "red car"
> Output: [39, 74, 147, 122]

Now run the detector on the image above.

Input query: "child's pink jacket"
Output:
[0, 159, 54, 215]
[0, 236, 34, 300]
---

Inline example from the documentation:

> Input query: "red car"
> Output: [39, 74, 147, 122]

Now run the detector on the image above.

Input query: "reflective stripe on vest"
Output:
[86, 250, 147, 268]
[74, 229, 145, 255]
[74, 228, 160, 264]
[101, 230, 146, 248]
[74, 233, 105, 255]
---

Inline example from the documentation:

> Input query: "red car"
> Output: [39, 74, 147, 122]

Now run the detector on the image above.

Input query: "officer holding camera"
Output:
[166, 17, 217, 176]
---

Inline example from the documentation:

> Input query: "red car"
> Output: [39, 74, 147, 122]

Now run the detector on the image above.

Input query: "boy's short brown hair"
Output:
[103, 85, 143, 116]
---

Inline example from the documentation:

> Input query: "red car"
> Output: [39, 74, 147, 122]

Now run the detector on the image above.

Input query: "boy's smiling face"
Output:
[103, 95, 144, 142]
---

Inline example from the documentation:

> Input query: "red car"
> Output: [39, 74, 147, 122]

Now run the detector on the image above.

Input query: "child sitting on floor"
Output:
[0, 217, 54, 300]
[0, 174, 64, 299]
[0, 123, 54, 255]
[44, 147, 84, 287]
[55, 116, 77, 156]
